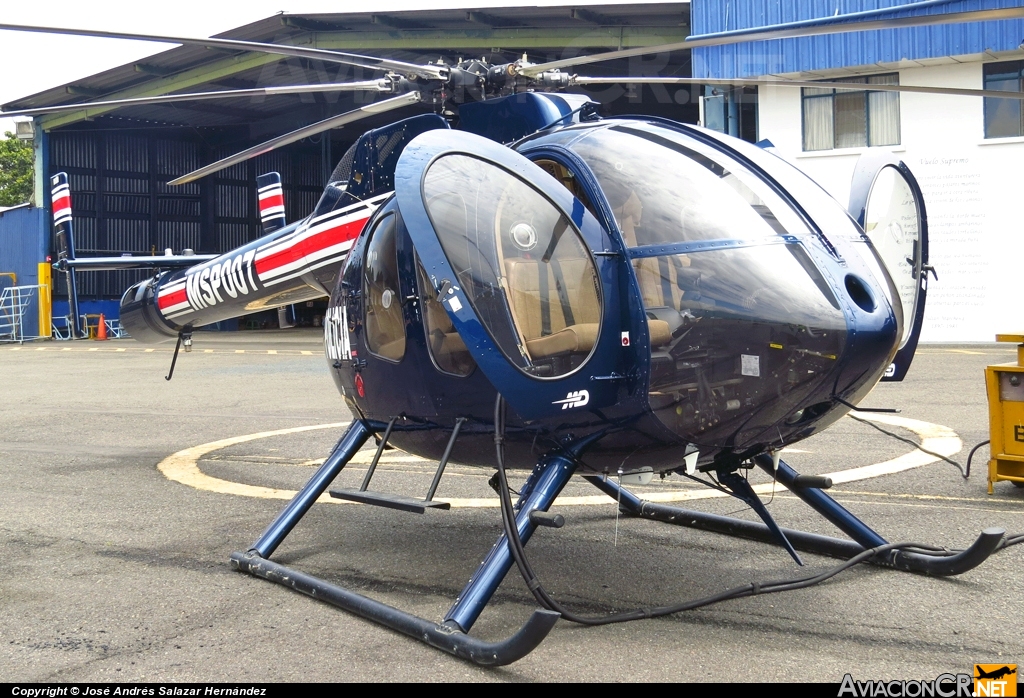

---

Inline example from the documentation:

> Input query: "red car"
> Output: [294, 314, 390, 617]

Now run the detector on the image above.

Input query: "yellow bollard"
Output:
[37, 262, 51, 339]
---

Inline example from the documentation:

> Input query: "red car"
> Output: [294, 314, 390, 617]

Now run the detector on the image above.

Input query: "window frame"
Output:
[420, 152, 604, 381]
[983, 59, 1024, 139]
[801, 73, 901, 152]
[414, 251, 476, 378]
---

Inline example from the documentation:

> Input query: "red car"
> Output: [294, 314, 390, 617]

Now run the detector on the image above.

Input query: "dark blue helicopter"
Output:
[12, 7, 1022, 666]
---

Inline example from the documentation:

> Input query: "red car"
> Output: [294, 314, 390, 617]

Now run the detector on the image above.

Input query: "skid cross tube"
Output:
[444, 452, 578, 632]
[753, 455, 887, 549]
[585, 459, 1003, 577]
[249, 419, 377, 558]
[234, 418, 564, 665]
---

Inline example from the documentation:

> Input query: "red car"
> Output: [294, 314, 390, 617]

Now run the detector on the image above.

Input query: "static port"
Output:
[845, 274, 875, 312]
[1011, 374, 1021, 387]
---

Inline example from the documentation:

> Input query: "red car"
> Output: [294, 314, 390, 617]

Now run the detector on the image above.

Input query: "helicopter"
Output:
[4, 4, 1024, 666]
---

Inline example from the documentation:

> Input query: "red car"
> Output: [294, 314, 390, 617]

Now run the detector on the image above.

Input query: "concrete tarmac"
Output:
[1, 330, 1022, 683]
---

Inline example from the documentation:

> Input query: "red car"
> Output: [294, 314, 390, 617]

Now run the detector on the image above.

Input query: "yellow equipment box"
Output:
[984, 334, 1024, 493]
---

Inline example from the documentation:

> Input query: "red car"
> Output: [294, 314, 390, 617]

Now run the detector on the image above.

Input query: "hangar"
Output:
[0, 3, 695, 338]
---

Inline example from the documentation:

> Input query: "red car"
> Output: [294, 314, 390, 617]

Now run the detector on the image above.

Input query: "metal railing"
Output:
[0, 285, 44, 343]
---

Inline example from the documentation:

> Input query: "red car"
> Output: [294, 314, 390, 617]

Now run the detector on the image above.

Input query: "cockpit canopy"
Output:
[394, 122, 905, 448]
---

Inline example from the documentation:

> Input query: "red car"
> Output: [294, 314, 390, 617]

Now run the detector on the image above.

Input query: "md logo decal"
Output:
[553, 390, 589, 410]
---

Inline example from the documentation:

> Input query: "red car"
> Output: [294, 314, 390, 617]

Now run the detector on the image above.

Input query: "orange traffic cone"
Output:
[96, 313, 108, 341]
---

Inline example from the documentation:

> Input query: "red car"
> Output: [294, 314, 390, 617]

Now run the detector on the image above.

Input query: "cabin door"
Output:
[849, 154, 930, 381]
[394, 129, 642, 421]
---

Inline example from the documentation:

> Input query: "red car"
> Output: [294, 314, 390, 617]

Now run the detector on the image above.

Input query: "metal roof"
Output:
[5, 3, 692, 136]
[691, 0, 1024, 79]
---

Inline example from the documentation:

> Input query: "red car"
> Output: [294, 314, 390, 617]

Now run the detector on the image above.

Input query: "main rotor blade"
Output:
[0, 23, 447, 80]
[572, 76, 1024, 101]
[2, 80, 394, 118]
[167, 91, 422, 186]
[522, 6, 1024, 76]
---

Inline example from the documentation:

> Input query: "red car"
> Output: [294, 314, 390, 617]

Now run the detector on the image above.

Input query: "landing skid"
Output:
[585, 454, 1004, 577]
[231, 418, 575, 666]
[229, 552, 558, 665]
[231, 422, 1005, 666]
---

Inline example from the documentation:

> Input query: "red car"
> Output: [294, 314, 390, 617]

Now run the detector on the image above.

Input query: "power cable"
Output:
[847, 412, 970, 478]
[493, 395, 1023, 626]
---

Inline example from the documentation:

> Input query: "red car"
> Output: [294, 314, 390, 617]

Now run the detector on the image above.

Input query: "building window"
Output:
[702, 86, 759, 143]
[801, 74, 901, 151]
[984, 60, 1024, 139]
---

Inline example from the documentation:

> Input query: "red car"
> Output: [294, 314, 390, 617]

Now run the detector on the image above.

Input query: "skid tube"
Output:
[585, 454, 1004, 577]
[230, 418, 566, 666]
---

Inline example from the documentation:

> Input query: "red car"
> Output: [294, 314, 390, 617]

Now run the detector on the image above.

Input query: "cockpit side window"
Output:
[362, 213, 406, 362]
[422, 154, 602, 379]
[532, 158, 598, 218]
[416, 255, 476, 377]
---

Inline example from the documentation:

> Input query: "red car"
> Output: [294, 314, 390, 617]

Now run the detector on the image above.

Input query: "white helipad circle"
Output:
[157, 414, 962, 507]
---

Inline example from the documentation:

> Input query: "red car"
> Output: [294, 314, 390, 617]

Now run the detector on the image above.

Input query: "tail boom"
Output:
[121, 194, 386, 342]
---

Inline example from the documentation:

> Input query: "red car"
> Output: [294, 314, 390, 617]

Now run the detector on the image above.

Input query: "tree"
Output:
[0, 131, 34, 207]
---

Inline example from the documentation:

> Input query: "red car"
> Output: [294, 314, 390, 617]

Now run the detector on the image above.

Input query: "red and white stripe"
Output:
[52, 182, 72, 226]
[156, 278, 191, 318]
[152, 192, 390, 323]
[258, 181, 285, 224]
[254, 192, 388, 288]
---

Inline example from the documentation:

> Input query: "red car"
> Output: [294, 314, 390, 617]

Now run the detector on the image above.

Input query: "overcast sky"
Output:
[0, 0, 670, 136]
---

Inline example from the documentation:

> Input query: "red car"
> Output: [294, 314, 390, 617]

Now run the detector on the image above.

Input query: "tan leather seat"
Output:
[526, 324, 599, 359]
[614, 197, 685, 349]
[417, 262, 474, 375]
[647, 319, 672, 347]
[505, 258, 600, 360]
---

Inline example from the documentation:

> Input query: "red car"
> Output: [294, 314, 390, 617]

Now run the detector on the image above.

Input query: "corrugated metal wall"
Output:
[0, 206, 48, 337]
[49, 131, 324, 298]
[692, 0, 1024, 78]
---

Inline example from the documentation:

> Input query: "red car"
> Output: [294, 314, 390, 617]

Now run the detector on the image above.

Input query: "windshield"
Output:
[568, 124, 813, 247]
[567, 123, 847, 447]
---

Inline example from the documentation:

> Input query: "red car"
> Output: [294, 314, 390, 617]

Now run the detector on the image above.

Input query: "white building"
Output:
[693, 0, 1024, 341]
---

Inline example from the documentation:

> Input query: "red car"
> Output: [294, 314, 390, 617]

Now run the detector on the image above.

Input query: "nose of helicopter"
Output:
[547, 121, 903, 455]
[633, 237, 902, 456]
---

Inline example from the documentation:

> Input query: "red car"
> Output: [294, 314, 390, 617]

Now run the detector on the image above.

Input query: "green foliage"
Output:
[0, 131, 34, 207]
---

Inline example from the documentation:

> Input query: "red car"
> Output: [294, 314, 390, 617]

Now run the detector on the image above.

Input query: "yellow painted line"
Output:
[829, 489, 1002, 504]
[158, 414, 962, 508]
[7, 345, 324, 356]
[159, 423, 349, 502]
[746, 493, 1022, 515]
[949, 349, 985, 355]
